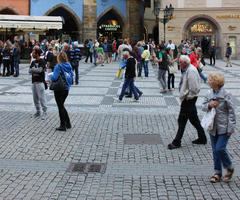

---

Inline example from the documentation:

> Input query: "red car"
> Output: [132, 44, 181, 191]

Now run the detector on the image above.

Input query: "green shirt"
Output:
[97, 47, 104, 54]
[158, 52, 162, 59]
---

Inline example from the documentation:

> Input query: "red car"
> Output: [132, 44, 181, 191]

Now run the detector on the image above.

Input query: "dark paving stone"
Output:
[107, 88, 118, 95]
[124, 134, 163, 145]
[101, 96, 114, 105]
[67, 163, 106, 173]
[111, 82, 121, 87]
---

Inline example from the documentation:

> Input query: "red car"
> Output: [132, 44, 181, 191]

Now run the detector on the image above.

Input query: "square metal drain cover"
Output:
[124, 134, 163, 144]
[67, 163, 106, 173]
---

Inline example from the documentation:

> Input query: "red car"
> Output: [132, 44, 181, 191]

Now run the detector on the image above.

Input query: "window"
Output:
[229, 36, 236, 56]
[144, 0, 151, 8]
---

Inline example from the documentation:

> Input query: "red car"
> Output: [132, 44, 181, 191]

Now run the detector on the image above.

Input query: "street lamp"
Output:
[160, 4, 174, 44]
[154, 0, 161, 20]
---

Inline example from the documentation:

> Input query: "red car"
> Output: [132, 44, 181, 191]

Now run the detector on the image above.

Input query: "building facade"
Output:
[0, 0, 30, 15]
[151, 0, 240, 59]
[29, 0, 144, 42]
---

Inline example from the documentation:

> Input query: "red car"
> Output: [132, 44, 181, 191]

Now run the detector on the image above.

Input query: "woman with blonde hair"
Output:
[50, 51, 74, 131]
[202, 72, 236, 183]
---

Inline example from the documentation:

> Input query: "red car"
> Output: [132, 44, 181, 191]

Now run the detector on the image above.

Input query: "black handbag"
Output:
[50, 64, 67, 91]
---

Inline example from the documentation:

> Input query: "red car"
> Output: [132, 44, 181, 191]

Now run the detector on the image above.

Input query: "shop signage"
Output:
[216, 14, 240, 18]
[190, 23, 213, 34]
[101, 24, 121, 31]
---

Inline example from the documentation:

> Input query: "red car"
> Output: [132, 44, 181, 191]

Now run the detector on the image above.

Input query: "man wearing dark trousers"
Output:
[168, 55, 207, 150]
[69, 42, 81, 85]
[209, 42, 216, 66]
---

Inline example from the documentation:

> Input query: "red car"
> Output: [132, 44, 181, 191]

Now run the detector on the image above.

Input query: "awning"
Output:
[0, 15, 62, 30]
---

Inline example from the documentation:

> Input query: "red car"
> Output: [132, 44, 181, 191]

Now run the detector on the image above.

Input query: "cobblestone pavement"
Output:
[0, 59, 240, 199]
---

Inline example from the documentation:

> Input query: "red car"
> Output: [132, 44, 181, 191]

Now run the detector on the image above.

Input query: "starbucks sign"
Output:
[101, 24, 121, 31]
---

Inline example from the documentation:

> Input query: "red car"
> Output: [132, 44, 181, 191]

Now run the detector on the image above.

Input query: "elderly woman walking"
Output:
[202, 72, 236, 183]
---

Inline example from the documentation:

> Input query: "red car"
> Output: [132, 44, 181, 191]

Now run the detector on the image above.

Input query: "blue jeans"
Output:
[119, 78, 139, 100]
[158, 69, 167, 89]
[14, 60, 19, 76]
[199, 72, 207, 82]
[129, 86, 142, 97]
[138, 60, 144, 77]
[94, 50, 98, 64]
[72, 62, 79, 84]
[143, 61, 149, 77]
[210, 134, 232, 175]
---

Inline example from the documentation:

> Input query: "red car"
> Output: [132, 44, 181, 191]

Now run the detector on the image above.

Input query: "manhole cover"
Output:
[72, 163, 86, 172]
[67, 163, 106, 173]
[124, 134, 163, 145]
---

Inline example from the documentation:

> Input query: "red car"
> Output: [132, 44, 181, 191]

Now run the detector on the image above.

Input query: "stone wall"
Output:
[0, 0, 29, 15]
[125, 0, 144, 41]
[83, 0, 97, 42]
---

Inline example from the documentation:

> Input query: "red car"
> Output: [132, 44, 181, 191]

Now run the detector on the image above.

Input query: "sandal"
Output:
[223, 168, 234, 182]
[210, 174, 222, 183]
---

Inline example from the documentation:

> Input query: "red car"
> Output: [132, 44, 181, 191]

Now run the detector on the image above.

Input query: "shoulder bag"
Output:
[50, 64, 67, 91]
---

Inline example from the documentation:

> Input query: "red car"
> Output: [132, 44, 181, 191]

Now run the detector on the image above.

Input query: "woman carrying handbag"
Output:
[50, 51, 73, 131]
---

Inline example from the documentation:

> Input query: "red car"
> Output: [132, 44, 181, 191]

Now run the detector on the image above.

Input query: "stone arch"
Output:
[0, 5, 21, 15]
[183, 14, 221, 35]
[183, 14, 222, 58]
[44, 4, 82, 41]
[97, 6, 125, 26]
[97, 6, 126, 40]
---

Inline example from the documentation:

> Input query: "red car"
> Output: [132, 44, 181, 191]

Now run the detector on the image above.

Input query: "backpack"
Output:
[158, 50, 169, 70]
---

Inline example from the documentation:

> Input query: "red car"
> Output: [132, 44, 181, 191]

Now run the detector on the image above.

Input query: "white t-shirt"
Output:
[167, 43, 175, 50]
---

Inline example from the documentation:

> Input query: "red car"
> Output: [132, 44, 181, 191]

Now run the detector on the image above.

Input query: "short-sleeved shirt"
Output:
[158, 52, 163, 59]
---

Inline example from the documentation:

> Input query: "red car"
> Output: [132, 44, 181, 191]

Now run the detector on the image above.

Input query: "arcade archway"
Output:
[97, 7, 124, 41]
[45, 4, 81, 42]
[183, 15, 222, 57]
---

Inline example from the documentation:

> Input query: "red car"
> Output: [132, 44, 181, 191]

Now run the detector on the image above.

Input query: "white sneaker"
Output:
[113, 97, 122, 102]
[41, 112, 47, 120]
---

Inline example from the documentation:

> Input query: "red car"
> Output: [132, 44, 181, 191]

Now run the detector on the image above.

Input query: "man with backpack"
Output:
[69, 42, 81, 85]
[158, 45, 169, 93]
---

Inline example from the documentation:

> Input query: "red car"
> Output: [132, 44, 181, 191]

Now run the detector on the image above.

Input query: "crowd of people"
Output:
[0, 35, 236, 183]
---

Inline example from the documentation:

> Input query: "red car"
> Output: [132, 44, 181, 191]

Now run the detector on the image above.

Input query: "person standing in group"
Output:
[202, 72, 235, 183]
[112, 40, 118, 62]
[96, 43, 104, 66]
[168, 55, 207, 149]
[118, 39, 130, 69]
[13, 42, 21, 77]
[50, 51, 73, 131]
[137, 41, 144, 77]
[29, 48, 47, 120]
[107, 40, 113, 64]
[166, 47, 177, 91]
[225, 43, 232, 67]
[141, 45, 150, 78]
[102, 39, 108, 63]
[158, 45, 169, 93]
[209, 42, 216, 66]
[167, 40, 175, 57]
[93, 39, 99, 66]
[69, 42, 81, 85]
[85, 39, 93, 64]
[177, 47, 187, 70]
[0, 41, 3, 75]
[114, 50, 139, 102]
[196, 47, 208, 83]
[2, 42, 11, 76]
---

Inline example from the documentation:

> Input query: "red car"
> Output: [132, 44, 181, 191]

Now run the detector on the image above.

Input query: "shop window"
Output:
[189, 21, 213, 34]
[229, 36, 236, 56]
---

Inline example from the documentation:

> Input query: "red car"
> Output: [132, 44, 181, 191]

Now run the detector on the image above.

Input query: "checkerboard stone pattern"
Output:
[0, 59, 240, 199]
